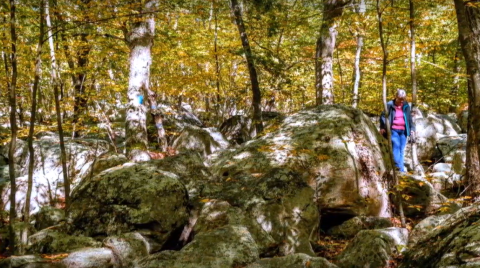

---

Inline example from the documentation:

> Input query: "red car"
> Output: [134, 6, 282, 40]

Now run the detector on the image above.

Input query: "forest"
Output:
[2, 0, 480, 267]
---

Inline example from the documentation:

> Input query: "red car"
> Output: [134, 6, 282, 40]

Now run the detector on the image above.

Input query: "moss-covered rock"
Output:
[27, 228, 101, 254]
[135, 225, 259, 268]
[0, 255, 66, 268]
[336, 229, 402, 268]
[61, 247, 115, 268]
[194, 200, 277, 256]
[32, 206, 65, 231]
[245, 253, 338, 268]
[400, 204, 480, 267]
[327, 216, 393, 238]
[103, 232, 149, 267]
[209, 105, 391, 218]
[199, 168, 318, 256]
[68, 162, 189, 248]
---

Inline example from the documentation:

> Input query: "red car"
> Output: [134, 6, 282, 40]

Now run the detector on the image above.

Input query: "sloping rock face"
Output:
[210, 105, 391, 219]
[68, 162, 189, 248]
[400, 204, 480, 267]
[0, 133, 110, 215]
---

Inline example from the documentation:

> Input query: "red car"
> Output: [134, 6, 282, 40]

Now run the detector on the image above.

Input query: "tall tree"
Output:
[45, 0, 70, 213]
[454, 0, 480, 198]
[23, 0, 45, 253]
[409, 0, 423, 176]
[315, 0, 351, 105]
[123, 0, 160, 161]
[230, 0, 263, 134]
[6, 0, 18, 255]
[351, 0, 365, 108]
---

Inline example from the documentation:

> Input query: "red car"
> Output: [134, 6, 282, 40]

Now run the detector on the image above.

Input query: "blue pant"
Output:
[391, 129, 407, 172]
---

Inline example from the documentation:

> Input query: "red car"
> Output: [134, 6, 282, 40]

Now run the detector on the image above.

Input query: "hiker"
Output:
[379, 89, 416, 172]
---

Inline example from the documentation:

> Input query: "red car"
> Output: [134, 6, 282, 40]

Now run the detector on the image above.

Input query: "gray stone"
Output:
[400, 204, 480, 267]
[68, 163, 189, 248]
[0, 255, 66, 268]
[408, 214, 451, 247]
[327, 216, 393, 238]
[336, 229, 402, 268]
[61, 247, 115, 268]
[135, 225, 259, 268]
[172, 126, 230, 157]
[32, 206, 65, 231]
[245, 253, 338, 268]
[102, 232, 149, 267]
[27, 228, 101, 254]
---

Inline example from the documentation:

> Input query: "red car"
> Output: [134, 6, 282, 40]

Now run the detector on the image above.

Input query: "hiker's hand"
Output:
[380, 129, 386, 135]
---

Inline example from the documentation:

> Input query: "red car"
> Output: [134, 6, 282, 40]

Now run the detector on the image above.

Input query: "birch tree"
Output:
[23, 0, 45, 253]
[45, 0, 70, 213]
[123, 0, 161, 161]
[351, 0, 365, 108]
[315, 0, 351, 105]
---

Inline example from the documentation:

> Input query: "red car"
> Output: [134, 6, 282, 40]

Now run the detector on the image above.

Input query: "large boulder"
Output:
[61, 247, 115, 268]
[103, 232, 150, 267]
[210, 105, 391, 219]
[193, 200, 276, 256]
[172, 126, 230, 157]
[400, 204, 480, 267]
[405, 113, 461, 165]
[135, 225, 260, 268]
[336, 228, 408, 268]
[68, 162, 189, 249]
[199, 168, 319, 256]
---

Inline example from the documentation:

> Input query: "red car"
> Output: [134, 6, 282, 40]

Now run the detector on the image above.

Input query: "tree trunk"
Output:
[377, 0, 405, 228]
[351, 0, 365, 108]
[72, 33, 90, 138]
[409, 0, 424, 176]
[7, 0, 18, 255]
[45, 0, 70, 214]
[230, 0, 263, 134]
[450, 44, 461, 113]
[213, 1, 223, 125]
[454, 0, 480, 198]
[466, 79, 480, 197]
[315, 0, 351, 105]
[22, 0, 45, 254]
[124, 0, 160, 160]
